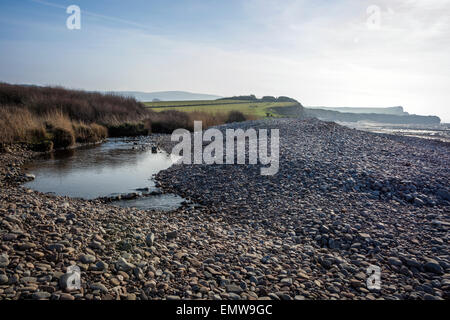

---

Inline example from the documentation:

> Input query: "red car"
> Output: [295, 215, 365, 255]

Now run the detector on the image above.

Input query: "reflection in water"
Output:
[23, 138, 184, 211]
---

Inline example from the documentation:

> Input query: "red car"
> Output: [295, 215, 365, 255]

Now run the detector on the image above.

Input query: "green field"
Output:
[144, 100, 300, 118]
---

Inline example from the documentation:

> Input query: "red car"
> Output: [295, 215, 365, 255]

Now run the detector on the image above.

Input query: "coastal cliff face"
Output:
[307, 106, 408, 116]
[304, 108, 441, 125]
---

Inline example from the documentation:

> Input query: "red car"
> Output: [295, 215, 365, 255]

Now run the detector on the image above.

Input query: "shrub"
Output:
[73, 122, 108, 143]
[52, 127, 75, 149]
[73, 122, 95, 143]
[30, 140, 54, 152]
[261, 96, 277, 102]
[26, 127, 48, 142]
[226, 111, 247, 123]
[90, 123, 108, 140]
[148, 110, 192, 133]
[107, 122, 148, 137]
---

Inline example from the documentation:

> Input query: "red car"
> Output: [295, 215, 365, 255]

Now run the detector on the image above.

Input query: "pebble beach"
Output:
[1, 118, 449, 300]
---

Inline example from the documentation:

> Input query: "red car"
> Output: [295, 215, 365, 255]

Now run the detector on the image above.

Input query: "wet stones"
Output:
[423, 259, 443, 275]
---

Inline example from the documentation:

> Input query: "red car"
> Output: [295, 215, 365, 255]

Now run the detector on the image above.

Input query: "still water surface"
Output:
[23, 138, 183, 211]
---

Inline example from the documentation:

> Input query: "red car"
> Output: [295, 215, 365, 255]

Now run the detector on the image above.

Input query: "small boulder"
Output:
[166, 230, 178, 240]
[79, 254, 96, 264]
[32, 292, 52, 300]
[116, 257, 135, 272]
[388, 257, 402, 267]
[424, 259, 443, 274]
[436, 189, 450, 201]
[0, 254, 9, 267]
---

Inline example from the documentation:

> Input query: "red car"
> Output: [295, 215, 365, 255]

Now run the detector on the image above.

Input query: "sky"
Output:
[0, 0, 449, 122]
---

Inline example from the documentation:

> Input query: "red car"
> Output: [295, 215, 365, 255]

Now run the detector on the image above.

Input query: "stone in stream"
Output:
[24, 173, 35, 180]
[121, 192, 140, 200]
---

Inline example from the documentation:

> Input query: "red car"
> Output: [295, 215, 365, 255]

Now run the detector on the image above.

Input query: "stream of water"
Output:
[23, 138, 184, 211]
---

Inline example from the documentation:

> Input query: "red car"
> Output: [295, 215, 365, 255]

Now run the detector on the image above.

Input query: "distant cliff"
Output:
[307, 106, 408, 116]
[304, 108, 441, 125]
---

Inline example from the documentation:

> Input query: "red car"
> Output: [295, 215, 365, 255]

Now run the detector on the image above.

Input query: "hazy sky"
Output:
[1, 0, 449, 121]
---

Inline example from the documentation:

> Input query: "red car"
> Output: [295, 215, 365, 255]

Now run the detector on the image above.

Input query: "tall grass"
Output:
[0, 106, 108, 149]
[0, 106, 46, 143]
[0, 82, 147, 124]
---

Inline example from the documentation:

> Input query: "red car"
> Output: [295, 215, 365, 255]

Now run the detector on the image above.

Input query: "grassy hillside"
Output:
[144, 100, 301, 118]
